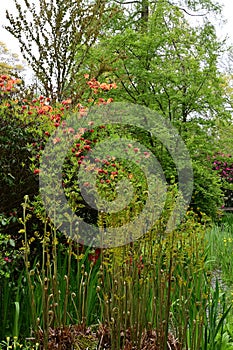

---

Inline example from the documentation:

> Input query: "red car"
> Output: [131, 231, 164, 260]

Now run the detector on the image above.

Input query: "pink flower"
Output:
[144, 152, 150, 158]
[53, 137, 61, 144]
[61, 99, 72, 105]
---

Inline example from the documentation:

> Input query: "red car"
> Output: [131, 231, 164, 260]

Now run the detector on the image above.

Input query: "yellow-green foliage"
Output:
[97, 192, 210, 349]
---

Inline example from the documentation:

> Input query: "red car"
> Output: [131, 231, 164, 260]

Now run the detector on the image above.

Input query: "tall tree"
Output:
[89, 2, 229, 126]
[111, 0, 222, 31]
[5, 0, 109, 101]
[79, 0, 230, 218]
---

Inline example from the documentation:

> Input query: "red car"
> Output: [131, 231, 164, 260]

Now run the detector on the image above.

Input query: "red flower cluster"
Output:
[86, 77, 117, 94]
[0, 75, 21, 92]
[4, 257, 12, 263]
[88, 248, 101, 264]
[213, 153, 233, 183]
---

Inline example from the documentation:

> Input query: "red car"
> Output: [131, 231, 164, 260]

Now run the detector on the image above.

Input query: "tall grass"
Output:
[3, 200, 233, 349]
[18, 196, 101, 347]
[205, 213, 233, 287]
[97, 205, 211, 349]
[203, 213, 233, 349]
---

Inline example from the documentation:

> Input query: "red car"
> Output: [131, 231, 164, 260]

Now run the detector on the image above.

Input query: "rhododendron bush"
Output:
[213, 153, 233, 184]
[0, 74, 119, 240]
[213, 153, 233, 208]
[0, 73, 230, 245]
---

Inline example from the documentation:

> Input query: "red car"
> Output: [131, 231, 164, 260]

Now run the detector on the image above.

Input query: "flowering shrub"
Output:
[0, 228, 19, 279]
[0, 71, 227, 252]
[212, 152, 233, 208]
[213, 153, 233, 184]
[0, 75, 118, 264]
[0, 74, 21, 98]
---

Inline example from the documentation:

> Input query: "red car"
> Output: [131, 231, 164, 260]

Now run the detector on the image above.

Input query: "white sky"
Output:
[1, 0, 22, 56]
[0, 0, 233, 66]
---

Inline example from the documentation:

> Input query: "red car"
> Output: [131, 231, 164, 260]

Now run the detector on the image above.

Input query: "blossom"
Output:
[42, 105, 52, 112]
[109, 83, 117, 89]
[0, 76, 21, 92]
[100, 83, 110, 91]
[144, 151, 150, 158]
[1, 75, 9, 80]
[88, 248, 101, 264]
[61, 99, 72, 105]
[4, 257, 12, 263]
[53, 137, 61, 144]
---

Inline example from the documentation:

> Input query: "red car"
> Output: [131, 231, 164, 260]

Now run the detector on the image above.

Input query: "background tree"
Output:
[0, 41, 24, 76]
[79, 0, 230, 218]
[89, 2, 228, 123]
[110, 0, 222, 32]
[5, 0, 110, 101]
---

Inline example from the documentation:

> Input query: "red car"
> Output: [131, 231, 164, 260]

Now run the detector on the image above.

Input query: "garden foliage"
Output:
[0, 0, 233, 348]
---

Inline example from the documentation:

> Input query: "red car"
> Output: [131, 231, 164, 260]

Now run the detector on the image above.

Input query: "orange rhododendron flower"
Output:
[110, 83, 117, 89]
[1, 75, 9, 80]
[41, 105, 52, 112]
[100, 83, 110, 91]
[61, 99, 72, 105]
[0, 76, 21, 92]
